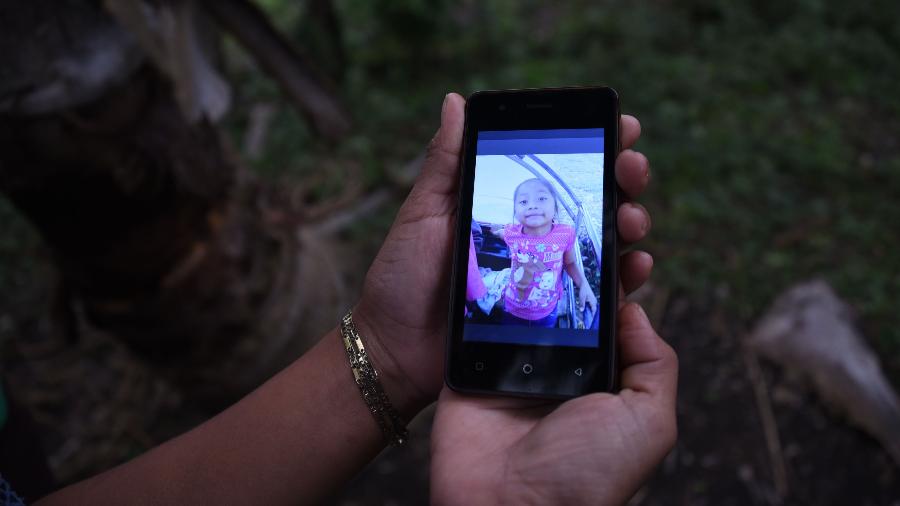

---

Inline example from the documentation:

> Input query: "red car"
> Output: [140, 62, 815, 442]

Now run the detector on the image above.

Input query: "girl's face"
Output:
[514, 180, 556, 230]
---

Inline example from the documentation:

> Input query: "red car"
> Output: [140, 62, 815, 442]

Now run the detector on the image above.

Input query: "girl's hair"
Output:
[512, 178, 561, 222]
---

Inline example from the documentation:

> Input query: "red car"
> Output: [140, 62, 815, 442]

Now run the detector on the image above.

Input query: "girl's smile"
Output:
[514, 179, 556, 234]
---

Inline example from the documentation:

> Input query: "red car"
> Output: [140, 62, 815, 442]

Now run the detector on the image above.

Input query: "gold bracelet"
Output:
[340, 311, 409, 446]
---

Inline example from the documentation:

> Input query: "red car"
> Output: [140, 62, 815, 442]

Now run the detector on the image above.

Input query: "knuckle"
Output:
[425, 136, 454, 163]
[423, 139, 459, 177]
[425, 134, 441, 158]
[657, 339, 678, 369]
[665, 340, 679, 365]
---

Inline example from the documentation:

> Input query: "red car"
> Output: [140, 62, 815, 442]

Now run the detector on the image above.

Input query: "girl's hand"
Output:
[354, 94, 654, 420]
[487, 223, 506, 237]
[579, 283, 598, 314]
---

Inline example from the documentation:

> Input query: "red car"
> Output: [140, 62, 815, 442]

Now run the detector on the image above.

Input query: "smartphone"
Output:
[445, 86, 620, 399]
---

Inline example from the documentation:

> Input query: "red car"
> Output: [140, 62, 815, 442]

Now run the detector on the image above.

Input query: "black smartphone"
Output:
[445, 86, 620, 399]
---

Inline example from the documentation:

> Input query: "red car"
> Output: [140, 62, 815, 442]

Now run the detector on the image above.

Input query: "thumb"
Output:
[618, 303, 678, 404]
[415, 93, 466, 196]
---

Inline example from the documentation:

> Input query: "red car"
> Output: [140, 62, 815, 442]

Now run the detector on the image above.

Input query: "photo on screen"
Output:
[462, 128, 605, 348]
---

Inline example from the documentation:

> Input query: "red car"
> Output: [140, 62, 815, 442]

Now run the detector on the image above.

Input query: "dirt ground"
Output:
[2, 266, 899, 505]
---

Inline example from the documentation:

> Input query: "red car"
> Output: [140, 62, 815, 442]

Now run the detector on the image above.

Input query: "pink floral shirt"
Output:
[502, 223, 576, 320]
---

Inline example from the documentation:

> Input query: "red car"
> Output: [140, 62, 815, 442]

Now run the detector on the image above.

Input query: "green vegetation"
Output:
[235, 0, 900, 361]
[3, 0, 898, 370]
[236, 0, 900, 364]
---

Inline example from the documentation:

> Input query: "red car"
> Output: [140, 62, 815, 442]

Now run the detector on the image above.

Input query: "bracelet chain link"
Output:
[340, 311, 408, 446]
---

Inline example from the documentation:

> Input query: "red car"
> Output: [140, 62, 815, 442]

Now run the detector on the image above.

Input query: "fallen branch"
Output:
[742, 344, 789, 501]
[748, 279, 900, 468]
[203, 0, 351, 140]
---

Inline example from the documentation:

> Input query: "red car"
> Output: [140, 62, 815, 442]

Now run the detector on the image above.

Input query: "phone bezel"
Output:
[445, 86, 620, 399]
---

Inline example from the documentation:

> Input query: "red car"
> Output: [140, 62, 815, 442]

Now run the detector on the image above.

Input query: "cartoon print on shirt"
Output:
[527, 285, 554, 307]
[529, 271, 556, 307]
[538, 271, 555, 290]
[513, 252, 547, 302]
[512, 252, 530, 288]
[502, 223, 576, 319]
[542, 250, 564, 263]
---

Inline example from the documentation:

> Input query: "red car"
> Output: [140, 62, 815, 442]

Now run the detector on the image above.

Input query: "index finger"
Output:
[621, 115, 641, 151]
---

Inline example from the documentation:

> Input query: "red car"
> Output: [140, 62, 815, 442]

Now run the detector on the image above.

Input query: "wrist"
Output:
[349, 304, 433, 421]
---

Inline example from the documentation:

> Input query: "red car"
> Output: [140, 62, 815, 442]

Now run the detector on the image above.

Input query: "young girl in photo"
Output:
[494, 178, 597, 328]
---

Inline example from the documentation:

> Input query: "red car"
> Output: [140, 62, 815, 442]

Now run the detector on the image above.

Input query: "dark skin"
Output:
[431, 302, 676, 505]
[38, 93, 669, 506]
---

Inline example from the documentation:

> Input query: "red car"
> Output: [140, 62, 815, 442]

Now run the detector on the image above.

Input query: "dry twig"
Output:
[742, 344, 789, 502]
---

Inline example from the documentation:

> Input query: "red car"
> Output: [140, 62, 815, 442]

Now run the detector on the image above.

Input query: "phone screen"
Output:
[463, 128, 606, 348]
[447, 87, 618, 398]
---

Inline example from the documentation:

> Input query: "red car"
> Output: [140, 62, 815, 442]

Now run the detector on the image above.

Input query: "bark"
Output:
[0, 1, 337, 404]
[3, 65, 276, 398]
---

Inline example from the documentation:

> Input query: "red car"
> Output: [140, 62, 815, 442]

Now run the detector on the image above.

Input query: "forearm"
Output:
[39, 327, 403, 505]
[564, 262, 589, 289]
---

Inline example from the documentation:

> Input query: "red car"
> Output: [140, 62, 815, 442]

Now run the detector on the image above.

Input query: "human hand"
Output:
[431, 303, 677, 505]
[578, 283, 597, 315]
[354, 94, 654, 419]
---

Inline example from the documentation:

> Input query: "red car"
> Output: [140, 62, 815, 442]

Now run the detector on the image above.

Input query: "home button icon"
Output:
[522, 363, 534, 375]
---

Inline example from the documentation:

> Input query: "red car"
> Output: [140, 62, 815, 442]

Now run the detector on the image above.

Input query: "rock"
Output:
[747, 279, 900, 467]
